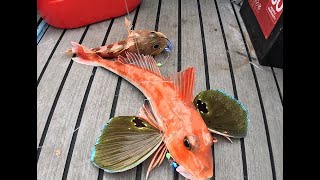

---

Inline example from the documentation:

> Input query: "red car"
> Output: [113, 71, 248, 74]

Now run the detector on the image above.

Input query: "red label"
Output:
[248, 0, 283, 39]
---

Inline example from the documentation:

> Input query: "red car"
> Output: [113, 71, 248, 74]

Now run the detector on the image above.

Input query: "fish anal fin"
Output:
[166, 67, 195, 103]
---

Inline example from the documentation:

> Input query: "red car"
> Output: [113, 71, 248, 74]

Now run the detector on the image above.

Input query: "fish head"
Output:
[129, 30, 172, 56]
[165, 109, 214, 180]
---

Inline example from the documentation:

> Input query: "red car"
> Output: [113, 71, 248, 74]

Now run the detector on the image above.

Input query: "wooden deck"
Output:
[37, 0, 283, 180]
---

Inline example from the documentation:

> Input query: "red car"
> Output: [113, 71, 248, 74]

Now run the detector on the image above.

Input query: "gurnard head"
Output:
[128, 30, 173, 56]
[164, 106, 214, 180]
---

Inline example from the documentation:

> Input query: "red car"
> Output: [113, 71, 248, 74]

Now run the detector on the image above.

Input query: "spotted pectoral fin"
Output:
[193, 89, 249, 138]
[91, 116, 164, 173]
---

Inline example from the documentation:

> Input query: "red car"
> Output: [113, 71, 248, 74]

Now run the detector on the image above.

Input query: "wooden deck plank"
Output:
[66, 16, 139, 180]
[37, 21, 111, 180]
[180, 0, 206, 95]
[37, 26, 64, 78]
[36, 1, 283, 180]
[232, 3, 260, 65]
[216, 0, 273, 179]
[234, 3, 283, 178]
[200, 0, 244, 179]
[140, 0, 178, 179]
[80, 11, 141, 180]
[273, 68, 283, 97]
[233, 4, 283, 179]
[251, 66, 283, 180]
[178, 0, 206, 179]
[102, 1, 162, 179]
[37, 27, 86, 146]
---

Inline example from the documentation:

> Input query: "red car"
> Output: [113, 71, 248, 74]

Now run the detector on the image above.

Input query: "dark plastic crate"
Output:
[240, 0, 283, 68]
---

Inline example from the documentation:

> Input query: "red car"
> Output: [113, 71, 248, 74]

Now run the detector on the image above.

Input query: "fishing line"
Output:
[134, 37, 141, 55]
[124, 0, 132, 24]
[248, 61, 277, 76]
[157, 51, 170, 67]
[124, 0, 141, 56]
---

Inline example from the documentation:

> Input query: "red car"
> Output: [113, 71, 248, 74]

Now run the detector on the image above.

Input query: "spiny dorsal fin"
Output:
[138, 101, 159, 129]
[166, 67, 195, 103]
[117, 52, 163, 77]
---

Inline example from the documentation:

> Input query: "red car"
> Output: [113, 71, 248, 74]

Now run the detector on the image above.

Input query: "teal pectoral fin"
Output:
[91, 116, 164, 173]
[193, 89, 249, 138]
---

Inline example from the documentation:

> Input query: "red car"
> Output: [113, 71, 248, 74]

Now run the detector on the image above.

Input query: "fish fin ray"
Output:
[166, 67, 195, 103]
[138, 101, 159, 129]
[91, 116, 163, 173]
[117, 52, 163, 78]
[146, 143, 165, 179]
[193, 89, 249, 138]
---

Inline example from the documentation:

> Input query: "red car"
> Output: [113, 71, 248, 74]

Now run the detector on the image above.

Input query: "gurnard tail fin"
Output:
[68, 41, 103, 67]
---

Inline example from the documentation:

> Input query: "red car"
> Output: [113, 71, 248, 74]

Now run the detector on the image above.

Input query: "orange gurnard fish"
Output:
[68, 48, 248, 179]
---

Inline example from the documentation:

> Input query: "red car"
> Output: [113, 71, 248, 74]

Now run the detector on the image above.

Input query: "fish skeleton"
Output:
[66, 18, 173, 59]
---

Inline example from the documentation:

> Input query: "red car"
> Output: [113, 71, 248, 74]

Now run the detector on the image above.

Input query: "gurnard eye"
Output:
[184, 137, 191, 150]
[153, 44, 159, 49]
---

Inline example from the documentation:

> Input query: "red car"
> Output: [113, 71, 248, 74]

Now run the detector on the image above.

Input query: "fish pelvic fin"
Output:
[146, 142, 167, 179]
[138, 100, 159, 130]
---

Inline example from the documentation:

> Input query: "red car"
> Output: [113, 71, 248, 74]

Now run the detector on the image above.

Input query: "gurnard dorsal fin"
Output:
[117, 52, 163, 78]
[166, 67, 195, 103]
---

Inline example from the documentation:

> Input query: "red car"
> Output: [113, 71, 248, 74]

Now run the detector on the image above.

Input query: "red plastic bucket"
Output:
[37, 0, 141, 29]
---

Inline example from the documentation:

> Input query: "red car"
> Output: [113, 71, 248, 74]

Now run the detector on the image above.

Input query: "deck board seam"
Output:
[62, 19, 114, 180]
[213, 1, 248, 180]
[37, 22, 50, 44]
[97, 77, 122, 180]
[37, 26, 90, 162]
[37, 17, 43, 27]
[135, 1, 164, 178]
[37, 29, 67, 85]
[196, 1, 214, 180]
[96, 5, 141, 180]
[174, 1, 181, 179]
[177, 0, 182, 73]
[154, 0, 162, 32]
[230, 1, 277, 180]
[271, 67, 283, 105]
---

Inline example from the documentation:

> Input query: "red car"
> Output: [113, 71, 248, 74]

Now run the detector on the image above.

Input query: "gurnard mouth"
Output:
[165, 39, 173, 52]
